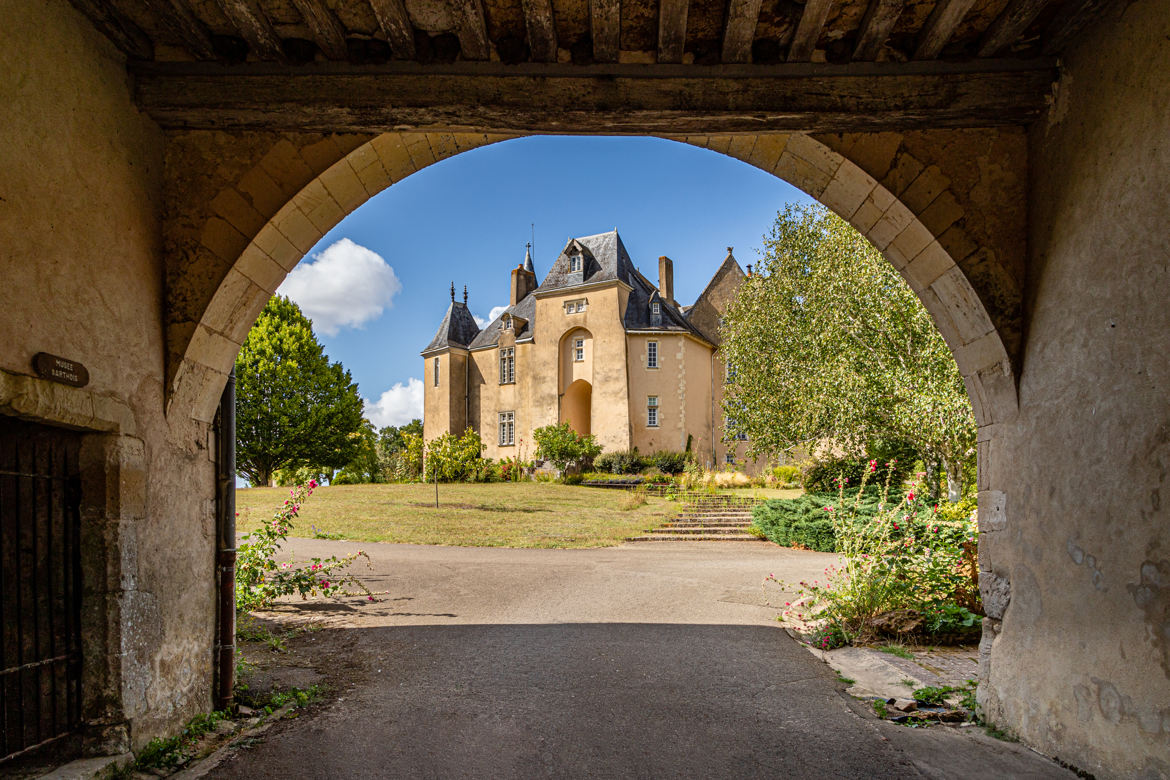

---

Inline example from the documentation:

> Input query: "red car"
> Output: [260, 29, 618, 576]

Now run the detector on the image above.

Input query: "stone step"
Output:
[660, 520, 752, 528]
[625, 534, 766, 542]
[643, 526, 754, 535]
[672, 514, 754, 520]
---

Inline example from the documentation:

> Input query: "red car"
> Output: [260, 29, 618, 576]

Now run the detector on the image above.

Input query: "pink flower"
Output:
[907, 491, 916, 502]
[308, 479, 319, 489]
[368, 596, 375, 602]
[868, 460, 877, 472]
[321, 580, 330, 588]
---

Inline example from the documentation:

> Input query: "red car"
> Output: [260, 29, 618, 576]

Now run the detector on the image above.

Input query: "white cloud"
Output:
[277, 238, 402, 336]
[364, 378, 424, 428]
[474, 305, 509, 329]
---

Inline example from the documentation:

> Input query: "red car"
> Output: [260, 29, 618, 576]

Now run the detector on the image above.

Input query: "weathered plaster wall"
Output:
[0, 0, 216, 751]
[976, 2, 1170, 775]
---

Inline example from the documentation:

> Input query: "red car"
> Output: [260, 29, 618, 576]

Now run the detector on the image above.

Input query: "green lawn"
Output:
[235, 482, 680, 548]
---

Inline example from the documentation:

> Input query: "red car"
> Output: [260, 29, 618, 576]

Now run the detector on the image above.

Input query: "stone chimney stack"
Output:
[658, 256, 675, 305]
[511, 264, 536, 306]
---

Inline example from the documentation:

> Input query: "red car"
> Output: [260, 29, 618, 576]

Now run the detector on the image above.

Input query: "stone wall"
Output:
[0, 0, 216, 751]
[976, 1, 1170, 774]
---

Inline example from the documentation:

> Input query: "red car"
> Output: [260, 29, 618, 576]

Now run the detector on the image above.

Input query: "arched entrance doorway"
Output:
[561, 379, 591, 437]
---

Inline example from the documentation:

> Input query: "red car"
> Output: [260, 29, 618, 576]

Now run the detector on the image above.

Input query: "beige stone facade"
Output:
[423, 233, 757, 470]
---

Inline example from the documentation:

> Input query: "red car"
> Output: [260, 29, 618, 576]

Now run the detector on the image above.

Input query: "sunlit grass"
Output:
[235, 482, 679, 548]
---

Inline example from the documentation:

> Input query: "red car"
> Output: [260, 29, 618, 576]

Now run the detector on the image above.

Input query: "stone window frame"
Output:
[499, 347, 515, 384]
[647, 341, 658, 369]
[569, 254, 582, 272]
[564, 299, 587, 315]
[573, 338, 585, 362]
[433, 357, 440, 387]
[502, 315, 512, 331]
[498, 411, 515, 446]
[647, 395, 659, 427]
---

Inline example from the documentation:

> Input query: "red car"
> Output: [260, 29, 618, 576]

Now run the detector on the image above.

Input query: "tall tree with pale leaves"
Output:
[720, 204, 976, 500]
[235, 296, 366, 487]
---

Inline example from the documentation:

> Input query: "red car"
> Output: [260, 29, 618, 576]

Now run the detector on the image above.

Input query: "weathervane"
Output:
[450, 281, 455, 302]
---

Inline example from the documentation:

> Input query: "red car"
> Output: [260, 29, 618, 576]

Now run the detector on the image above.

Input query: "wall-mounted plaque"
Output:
[33, 352, 89, 388]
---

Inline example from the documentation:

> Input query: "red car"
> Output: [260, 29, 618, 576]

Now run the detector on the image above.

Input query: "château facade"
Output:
[422, 230, 758, 470]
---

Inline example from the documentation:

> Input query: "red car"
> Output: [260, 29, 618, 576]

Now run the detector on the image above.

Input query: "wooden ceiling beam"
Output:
[68, 0, 154, 60]
[851, 0, 904, 61]
[657, 0, 690, 64]
[591, 0, 621, 62]
[977, 0, 1051, 57]
[213, 0, 287, 61]
[146, 0, 217, 60]
[451, 0, 491, 60]
[289, 0, 351, 60]
[722, 0, 765, 64]
[131, 60, 1057, 134]
[368, 0, 417, 59]
[913, 0, 975, 59]
[787, 0, 833, 62]
[521, 0, 558, 62]
[1041, 0, 1110, 56]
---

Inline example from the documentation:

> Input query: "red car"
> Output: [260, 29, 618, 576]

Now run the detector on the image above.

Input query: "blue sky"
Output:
[276, 136, 812, 427]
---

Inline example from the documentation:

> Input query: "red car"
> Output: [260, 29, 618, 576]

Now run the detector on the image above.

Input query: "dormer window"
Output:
[502, 315, 512, 331]
[651, 302, 660, 315]
[569, 253, 582, 272]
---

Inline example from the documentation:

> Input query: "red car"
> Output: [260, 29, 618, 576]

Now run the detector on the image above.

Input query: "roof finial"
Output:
[463, 285, 468, 305]
[450, 281, 455, 302]
[727, 246, 734, 255]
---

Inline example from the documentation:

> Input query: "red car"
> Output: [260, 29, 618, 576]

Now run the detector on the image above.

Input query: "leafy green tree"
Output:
[720, 204, 976, 500]
[333, 420, 382, 484]
[532, 423, 603, 473]
[235, 296, 365, 487]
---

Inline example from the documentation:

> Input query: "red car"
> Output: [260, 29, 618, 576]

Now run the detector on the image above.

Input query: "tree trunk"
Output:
[944, 457, 963, 503]
[925, 457, 942, 503]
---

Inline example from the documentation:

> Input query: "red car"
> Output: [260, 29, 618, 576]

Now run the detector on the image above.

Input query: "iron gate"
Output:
[0, 417, 82, 763]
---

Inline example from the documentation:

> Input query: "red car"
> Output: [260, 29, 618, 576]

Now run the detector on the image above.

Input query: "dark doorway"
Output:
[0, 417, 83, 764]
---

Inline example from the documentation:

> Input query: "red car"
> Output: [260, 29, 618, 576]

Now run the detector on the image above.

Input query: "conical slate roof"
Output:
[421, 298, 481, 354]
[523, 244, 535, 274]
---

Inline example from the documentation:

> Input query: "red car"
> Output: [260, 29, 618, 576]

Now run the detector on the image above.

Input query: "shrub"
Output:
[802, 450, 914, 493]
[619, 485, 649, 510]
[650, 450, 690, 475]
[594, 449, 645, 474]
[751, 486, 894, 552]
[768, 467, 981, 647]
[425, 428, 486, 482]
[772, 465, 802, 487]
[533, 423, 603, 472]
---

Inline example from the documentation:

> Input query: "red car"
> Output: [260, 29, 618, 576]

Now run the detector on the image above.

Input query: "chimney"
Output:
[658, 256, 675, 305]
[510, 264, 536, 306]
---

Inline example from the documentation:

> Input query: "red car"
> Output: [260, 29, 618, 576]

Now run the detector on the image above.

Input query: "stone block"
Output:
[953, 331, 1008, 378]
[198, 217, 248, 265]
[429, 132, 459, 161]
[980, 571, 1011, 620]
[258, 139, 317, 198]
[890, 220, 935, 269]
[298, 136, 346, 176]
[775, 152, 833, 198]
[236, 165, 289, 223]
[272, 204, 320, 255]
[705, 136, 733, 154]
[317, 160, 368, 215]
[819, 166, 877, 221]
[786, 134, 843, 178]
[235, 243, 286, 293]
[977, 490, 1007, 532]
[254, 225, 302, 271]
[903, 239, 951, 287]
[929, 266, 995, 344]
[369, 133, 416, 182]
[918, 190, 964, 237]
[293, 178, 344, 233]
[900, 164, 950, 214]
[210, 187, 267, 241]
[866, 200, 914, 251]
[401, 132, 437, 169]
[746, 134, 788, 173]
[724, 135, 756, 162]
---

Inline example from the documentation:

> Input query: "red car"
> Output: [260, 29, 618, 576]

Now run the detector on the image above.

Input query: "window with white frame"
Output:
[502, 315, 512, 330]
[647, 396, 659, 427]
[498, 411, 515, 446]
[433, 357, 439, 387]
[569, 253, 582, 272]
[725, 416, 748, 441]
[499, 347, 515, 384]
[651, 301, 660, 315]
[647, 341, 658, 368]
[573, 338, 584, 362]
[564, 298, 587, 314]
[725, 452, 736, 465]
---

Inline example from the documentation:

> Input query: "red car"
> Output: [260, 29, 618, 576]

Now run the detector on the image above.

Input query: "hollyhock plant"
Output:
[236, 482, 378, 613]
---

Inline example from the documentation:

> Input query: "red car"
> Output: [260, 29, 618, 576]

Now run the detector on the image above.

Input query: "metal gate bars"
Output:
[0, 417, 82, 764]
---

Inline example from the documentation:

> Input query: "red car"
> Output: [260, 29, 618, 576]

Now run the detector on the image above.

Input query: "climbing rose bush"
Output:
[236, 481, 376, 613]
[768, 462, 979, 648]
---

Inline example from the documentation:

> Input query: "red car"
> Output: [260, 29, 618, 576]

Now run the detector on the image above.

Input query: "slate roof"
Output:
[459, 230, 713, 351]
[421, 300, 481, 353]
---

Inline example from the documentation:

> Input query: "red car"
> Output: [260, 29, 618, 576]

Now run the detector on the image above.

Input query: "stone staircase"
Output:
[626, 494, 767, 542]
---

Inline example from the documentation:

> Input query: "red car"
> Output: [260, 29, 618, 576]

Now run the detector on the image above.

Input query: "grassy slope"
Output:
[235, 482, 680, 548]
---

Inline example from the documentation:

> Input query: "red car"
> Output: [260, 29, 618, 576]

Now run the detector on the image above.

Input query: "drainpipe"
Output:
[214, 370, 236, 712]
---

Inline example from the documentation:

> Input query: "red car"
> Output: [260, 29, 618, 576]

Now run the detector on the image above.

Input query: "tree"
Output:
[235, 296, 366, 487]
[532, 423, 603, 473]
[720, 204, 976, 500]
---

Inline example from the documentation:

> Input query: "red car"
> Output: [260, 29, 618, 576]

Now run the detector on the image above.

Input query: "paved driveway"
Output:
[215, 541, 1070, 779]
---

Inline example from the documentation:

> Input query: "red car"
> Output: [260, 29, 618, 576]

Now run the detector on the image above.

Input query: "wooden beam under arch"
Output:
[130, 59, 1057, 134]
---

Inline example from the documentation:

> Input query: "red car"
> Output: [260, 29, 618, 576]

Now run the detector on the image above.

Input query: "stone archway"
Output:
[561, 379, 592, 438]
[166, 130, 1020, 439]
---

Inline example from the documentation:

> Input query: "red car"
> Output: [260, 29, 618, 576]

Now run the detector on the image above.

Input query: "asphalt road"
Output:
[215, 541, 1070, 779]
